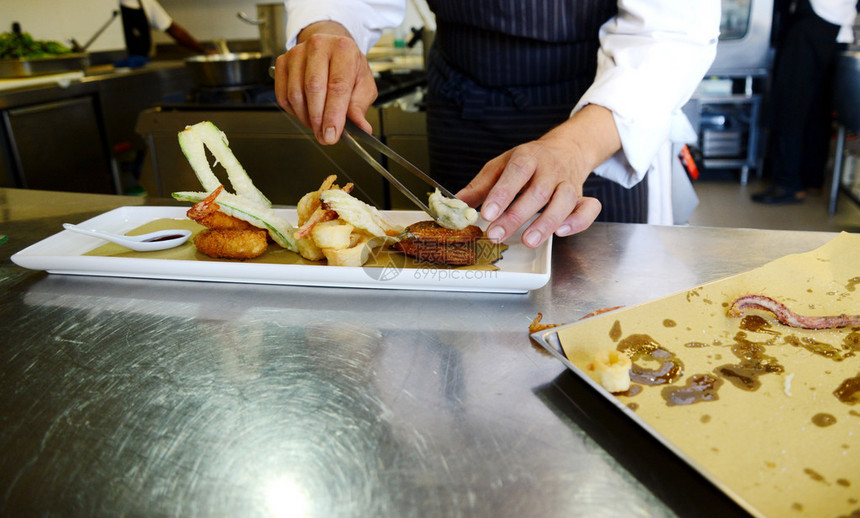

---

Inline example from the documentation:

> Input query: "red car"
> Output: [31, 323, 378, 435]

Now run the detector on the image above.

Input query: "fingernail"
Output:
[523, 229, 541, 247]
[487, 226, 505, 242]
[323, 126, 336, 144]
[483, 202, 500, 221]
[556, 225, 571, 236]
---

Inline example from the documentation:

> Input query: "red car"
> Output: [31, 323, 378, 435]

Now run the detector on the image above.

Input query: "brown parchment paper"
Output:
[84, 218, 505, 270]
[557, 232, 860, 518]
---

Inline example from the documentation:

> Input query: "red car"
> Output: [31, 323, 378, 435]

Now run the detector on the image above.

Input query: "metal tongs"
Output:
[342, 119, 456, 222]
[267, 64, 454, 222]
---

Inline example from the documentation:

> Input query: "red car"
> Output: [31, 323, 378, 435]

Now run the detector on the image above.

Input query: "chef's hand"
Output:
[273, 21, 377, 145]
[456, 104, 621, 248]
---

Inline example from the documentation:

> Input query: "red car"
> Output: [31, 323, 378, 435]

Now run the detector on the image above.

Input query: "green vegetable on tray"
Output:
[0, 31, 72, 60]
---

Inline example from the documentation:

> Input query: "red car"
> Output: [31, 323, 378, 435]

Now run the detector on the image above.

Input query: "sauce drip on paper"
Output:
[785, 335, 850, 361]
[713, 331, 784, 391]
[834, 374, 860, 405]
[661, 374, 723, 406]
[812, 413, 837, 427]
[616, 334, 684, 386]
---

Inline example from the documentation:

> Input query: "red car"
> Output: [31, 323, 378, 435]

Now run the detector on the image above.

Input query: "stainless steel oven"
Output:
[709, 0, 775, 76]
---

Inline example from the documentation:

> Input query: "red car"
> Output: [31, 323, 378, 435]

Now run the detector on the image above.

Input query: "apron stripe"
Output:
[424, 0, 648, 223]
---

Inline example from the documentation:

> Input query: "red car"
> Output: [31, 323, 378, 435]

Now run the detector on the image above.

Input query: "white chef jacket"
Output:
[120, 0, 173, 32]
[809, 0, 858, 43]
[285, 0, 720, 222]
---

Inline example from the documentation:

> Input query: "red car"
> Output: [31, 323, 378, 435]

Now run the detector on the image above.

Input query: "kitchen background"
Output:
[2, 0, 425, 52]
[1, 1, 859, 232]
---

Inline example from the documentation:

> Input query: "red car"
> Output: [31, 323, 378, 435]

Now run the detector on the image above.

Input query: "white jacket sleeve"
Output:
[285, 0, 406, 54]
[574, 0, 721, 187]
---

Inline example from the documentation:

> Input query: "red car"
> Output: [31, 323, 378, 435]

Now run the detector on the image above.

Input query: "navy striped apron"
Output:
[424, 0, 648, 223]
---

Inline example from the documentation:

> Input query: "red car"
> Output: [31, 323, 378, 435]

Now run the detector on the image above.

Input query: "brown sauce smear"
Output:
[609, 320, 622, 342]
[685, 342, 709, 348]
[834, 374, 860, 405]
[617, 334, 684, 386]
[847, 276, 860, 292]
[663, 319, 676, 328]
[785, 335, 847, 361]
[812, 413, 837, 427]
[844, 330, 860, 352]
[739, 315, 779, 335]
[661, 374, 723, 406]
[804, 468, 827, 483]
[837, 478, 851, 487]
[616, 384, 643, 398]
[713, 331, 784, 391]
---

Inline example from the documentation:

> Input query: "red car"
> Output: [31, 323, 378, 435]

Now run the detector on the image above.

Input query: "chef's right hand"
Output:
[274, 21, 378, 145]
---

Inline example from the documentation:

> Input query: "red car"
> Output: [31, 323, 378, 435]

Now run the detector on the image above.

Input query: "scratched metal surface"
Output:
[0, 188, 837, 517]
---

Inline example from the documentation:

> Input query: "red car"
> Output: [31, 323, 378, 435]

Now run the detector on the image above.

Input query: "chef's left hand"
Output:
[456, 104, 621, 248]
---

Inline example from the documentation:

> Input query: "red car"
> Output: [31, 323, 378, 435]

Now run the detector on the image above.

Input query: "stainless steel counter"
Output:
[0, 188, 839, 517]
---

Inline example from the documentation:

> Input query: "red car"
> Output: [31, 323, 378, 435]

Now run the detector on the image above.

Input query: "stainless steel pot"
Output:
[184, 52, 273, 87]
[238, 3, 287, 57]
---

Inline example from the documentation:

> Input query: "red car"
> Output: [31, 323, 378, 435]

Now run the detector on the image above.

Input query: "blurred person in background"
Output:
[119, 0, 207, 59]
[273, 0, 720, 248]
[753, 0, 858, 204]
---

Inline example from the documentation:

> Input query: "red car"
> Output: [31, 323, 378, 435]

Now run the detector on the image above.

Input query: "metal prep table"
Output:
[0, 188, 840, 517]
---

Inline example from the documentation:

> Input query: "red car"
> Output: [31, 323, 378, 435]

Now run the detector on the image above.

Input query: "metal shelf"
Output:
[684, 92, 762, 184]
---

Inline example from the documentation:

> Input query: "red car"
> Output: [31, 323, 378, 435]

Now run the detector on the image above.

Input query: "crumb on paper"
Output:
[784, 373, 795, 397]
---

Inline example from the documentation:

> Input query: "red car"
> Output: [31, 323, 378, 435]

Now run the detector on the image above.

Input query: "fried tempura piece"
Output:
[297, 174, 337, 225]
[393, 220, 483, 265]
[394, 240, 477, 265]
[193, 228, 268, 259]
[580, 306, 624, 319]
[195, 211, 261, 231]
[294, 181, 354, 240]
[400, 220, 483, 243]
[319, 188, 400, 237]
[529, 313, 562, 334]
[186, 185, 224, 220]
[295, 236, 325, 261]
[528, 306, 623, 335]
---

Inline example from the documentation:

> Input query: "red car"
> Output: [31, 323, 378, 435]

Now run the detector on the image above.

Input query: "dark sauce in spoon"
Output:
[142, 234, 186, 242]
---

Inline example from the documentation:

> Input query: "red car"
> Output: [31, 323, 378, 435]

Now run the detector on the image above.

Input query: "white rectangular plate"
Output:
[11, 207, 551, 293]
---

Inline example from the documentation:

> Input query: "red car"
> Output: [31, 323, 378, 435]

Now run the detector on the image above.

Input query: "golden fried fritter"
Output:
[195, 211, 261, 231]
[193, 229, 268, 259]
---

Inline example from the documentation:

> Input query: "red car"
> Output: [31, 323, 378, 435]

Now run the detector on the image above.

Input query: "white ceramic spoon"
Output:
[62, 223, 192, 252]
